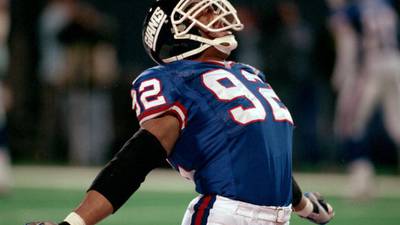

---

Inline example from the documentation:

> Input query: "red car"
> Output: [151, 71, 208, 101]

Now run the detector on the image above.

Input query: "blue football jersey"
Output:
[131, 60, 294, 207]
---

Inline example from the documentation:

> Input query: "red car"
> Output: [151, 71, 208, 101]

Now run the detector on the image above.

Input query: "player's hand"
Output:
[302, 192, 334, 224]
[25, 222, 58, 225]
[294, 192, 334, 224]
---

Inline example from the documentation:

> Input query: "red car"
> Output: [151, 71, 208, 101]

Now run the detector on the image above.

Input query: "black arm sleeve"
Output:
[292, 176, 303, 207]
[88, 129, 167, 212]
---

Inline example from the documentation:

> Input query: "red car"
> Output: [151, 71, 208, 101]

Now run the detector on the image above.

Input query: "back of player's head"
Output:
[142, 0, 244, 64]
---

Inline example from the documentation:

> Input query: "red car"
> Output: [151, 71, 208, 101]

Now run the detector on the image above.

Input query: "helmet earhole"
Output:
[177, 24, 187, 32]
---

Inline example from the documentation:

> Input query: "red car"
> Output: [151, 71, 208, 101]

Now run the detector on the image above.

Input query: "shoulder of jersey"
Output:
[236, 62, 266, 81]
[132, 60, 199, 84]
[131, 64, 173, 86]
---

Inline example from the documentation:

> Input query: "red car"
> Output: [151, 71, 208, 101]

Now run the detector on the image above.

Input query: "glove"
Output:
[295, 192, 334, 224]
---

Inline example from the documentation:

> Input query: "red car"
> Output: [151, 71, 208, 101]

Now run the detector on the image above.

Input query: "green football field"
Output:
[1, 166, 400, 225]
[1, 189, 400, 225]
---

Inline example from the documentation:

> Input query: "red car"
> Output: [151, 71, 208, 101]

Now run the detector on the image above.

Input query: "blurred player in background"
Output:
[329, 0, 400, 199]
[0, 0, 11, 195]
[39, 0, 118, 165]
[27, 0, 334, 225]
[38, 0, 75, 161]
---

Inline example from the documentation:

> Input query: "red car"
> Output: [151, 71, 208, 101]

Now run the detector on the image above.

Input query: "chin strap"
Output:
[163, 43, 211, 63]
[182, 34, 238, 55]
[212, 35, 238, 55]
[163, 34, 238, 63]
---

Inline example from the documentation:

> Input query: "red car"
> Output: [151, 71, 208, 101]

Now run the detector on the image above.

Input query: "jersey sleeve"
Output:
[131, 68, 188, 130]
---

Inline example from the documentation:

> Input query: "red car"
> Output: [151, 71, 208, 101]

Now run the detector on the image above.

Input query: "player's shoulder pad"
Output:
[131, 64, 174, 87]
[237, 63, 266, 82]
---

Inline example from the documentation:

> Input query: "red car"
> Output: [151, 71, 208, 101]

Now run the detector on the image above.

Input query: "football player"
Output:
[27, 0, 334, 225]
[329, 0, 400, 198]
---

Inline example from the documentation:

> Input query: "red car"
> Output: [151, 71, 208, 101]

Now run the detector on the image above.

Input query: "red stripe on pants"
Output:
[194, 195, 212, 225]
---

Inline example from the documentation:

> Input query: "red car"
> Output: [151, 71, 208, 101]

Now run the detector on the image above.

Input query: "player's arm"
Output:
[26, 115, 181, 225]
[292, 176, 335, 225]
[73, 115, 180, 225]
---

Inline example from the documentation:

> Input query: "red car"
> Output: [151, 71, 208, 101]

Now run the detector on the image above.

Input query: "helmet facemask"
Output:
[163, 0, 243, 63]
[172, 0, 243, 36]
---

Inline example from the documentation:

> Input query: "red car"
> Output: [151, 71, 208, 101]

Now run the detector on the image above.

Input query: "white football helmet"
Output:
[142, 0, 244, 64]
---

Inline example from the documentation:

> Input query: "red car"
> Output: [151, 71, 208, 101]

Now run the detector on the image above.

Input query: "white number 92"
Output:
[202, 69, 293, 125]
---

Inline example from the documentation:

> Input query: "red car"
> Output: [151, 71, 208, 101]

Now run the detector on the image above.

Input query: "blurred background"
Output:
[2, 0, 398, 166]
[0, 0, 400, 223]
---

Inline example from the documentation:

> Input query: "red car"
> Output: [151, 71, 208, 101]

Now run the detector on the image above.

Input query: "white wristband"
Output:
[294, 198, 313, 217]
[64, 212, 87, 225]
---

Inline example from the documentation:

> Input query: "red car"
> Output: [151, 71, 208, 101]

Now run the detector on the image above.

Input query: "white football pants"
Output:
[181, 195, 292, 225]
